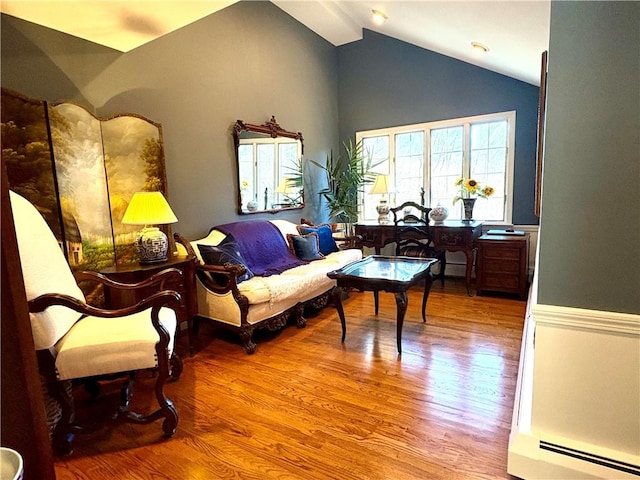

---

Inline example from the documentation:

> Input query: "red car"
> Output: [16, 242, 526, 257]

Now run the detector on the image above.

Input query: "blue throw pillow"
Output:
[286, 233, 324, 261]
[297, 224, 338, 256]
[197, 234, 254, 284]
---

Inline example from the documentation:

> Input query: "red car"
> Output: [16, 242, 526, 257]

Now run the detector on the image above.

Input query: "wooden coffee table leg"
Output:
[332, 286, 347, 342]
[422, 273, 433, 323]
[373, 290, 379, 315]
[394, 290, 408, 354]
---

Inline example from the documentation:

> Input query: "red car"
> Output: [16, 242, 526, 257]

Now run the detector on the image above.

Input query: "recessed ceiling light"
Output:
[471, 42, 490, 55]
[371, 9, 388, 26]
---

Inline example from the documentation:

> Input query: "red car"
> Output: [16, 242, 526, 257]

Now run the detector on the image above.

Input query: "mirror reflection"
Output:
[233, 116, 304, 214]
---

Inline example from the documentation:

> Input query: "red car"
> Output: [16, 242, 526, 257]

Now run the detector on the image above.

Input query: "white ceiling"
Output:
[0, 0, 550, 86]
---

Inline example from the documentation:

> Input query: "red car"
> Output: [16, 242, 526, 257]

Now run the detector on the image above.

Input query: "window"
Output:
[357, 111, 515, 223]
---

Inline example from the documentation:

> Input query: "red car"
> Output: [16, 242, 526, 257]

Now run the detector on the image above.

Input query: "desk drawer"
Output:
[482, 273, 520, 290]
[481, 245, 521, 260]
[435, 230, 465, 247]
[480, 258, 520, 274]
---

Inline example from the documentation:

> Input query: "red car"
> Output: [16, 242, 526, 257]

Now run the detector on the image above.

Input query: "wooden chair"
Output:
[390, 201, 446, 285]
[10, 191, 183, 455]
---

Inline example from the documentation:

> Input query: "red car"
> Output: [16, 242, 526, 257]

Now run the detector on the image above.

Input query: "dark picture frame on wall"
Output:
[535, 50, 548, 217]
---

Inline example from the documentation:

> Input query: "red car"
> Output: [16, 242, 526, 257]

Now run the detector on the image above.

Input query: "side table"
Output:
[100, 254, 197, 355]
[476, 233, 530, 300]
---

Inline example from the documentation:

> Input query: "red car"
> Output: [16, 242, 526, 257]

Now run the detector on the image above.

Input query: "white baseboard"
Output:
[509, 430, 640, 479]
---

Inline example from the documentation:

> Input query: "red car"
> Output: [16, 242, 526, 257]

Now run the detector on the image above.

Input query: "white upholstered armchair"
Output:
[10, 191, 183, 455]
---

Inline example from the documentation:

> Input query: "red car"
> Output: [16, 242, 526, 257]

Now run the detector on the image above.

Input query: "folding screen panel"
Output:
[1, 89, 64, 249]
[1, 88, 168, 274]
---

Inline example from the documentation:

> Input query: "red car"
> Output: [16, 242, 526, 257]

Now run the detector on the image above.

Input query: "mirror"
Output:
[233, 116, 304, 214]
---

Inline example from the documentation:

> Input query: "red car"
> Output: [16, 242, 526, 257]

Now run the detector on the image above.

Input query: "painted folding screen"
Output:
[1, 89, 64, 243]
[1, 88, 168, 273]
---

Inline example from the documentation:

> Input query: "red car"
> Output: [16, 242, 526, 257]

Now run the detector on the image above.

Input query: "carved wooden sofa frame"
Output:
[175, 233, 334, 354]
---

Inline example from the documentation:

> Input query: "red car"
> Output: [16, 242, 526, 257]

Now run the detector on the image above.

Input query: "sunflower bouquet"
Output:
[452, 177, 495, 204]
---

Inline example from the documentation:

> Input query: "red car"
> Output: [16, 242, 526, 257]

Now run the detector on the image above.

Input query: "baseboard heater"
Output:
[540, 441, 640, 477]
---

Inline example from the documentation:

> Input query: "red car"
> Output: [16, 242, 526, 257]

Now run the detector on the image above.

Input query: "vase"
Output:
[429, 203, 449, 223]
[462, 198, 476, 221]
[376, 200, 390, 224]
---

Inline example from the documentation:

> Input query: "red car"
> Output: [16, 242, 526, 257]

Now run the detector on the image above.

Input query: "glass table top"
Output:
[332, 255, 436, 282]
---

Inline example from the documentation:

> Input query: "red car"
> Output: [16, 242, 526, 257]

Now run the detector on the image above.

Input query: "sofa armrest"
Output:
[174, 232, 198, 259]
[196, 263, 248, 293]
[174, 231, 248, 299]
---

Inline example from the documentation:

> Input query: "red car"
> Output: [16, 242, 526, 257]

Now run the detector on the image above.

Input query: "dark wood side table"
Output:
[476, 233, 530, 300]
[100, 254, 198, 355]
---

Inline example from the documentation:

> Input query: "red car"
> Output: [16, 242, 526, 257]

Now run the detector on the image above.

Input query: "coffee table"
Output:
[327, 255, 437, 354]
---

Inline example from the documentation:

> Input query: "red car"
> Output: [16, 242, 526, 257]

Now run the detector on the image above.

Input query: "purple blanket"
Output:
[216, 220, 307, 276]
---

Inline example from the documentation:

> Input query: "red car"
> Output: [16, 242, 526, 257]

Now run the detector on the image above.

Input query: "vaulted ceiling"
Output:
[0, 1, 550, 85]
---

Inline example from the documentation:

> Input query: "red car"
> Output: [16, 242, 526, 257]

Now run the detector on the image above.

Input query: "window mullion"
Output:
[389, 134, 396, 205]
[424, 128, 430, 206]
[462, 123, 471, 178]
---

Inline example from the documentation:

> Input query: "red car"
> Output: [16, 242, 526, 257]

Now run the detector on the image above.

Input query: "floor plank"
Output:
[54, 278, 525, 479]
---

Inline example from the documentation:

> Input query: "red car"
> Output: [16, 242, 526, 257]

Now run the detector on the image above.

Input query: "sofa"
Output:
[175, 219, 362, 353]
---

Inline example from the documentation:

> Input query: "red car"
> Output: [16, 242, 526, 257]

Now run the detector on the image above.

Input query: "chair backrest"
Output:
[390, 201, 433, 256]
[9, 191, 85, 350]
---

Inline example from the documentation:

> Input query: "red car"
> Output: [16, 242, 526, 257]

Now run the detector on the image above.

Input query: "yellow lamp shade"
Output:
[121, 192, 177, 263]
[122, 192, 178, 226]
[369, 174, 390, 195]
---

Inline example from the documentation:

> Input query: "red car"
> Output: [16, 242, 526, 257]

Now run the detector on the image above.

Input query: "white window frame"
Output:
[356, 111, 516, 224]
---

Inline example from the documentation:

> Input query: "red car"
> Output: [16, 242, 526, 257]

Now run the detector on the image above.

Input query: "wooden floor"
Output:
[54, 279, 526, 480]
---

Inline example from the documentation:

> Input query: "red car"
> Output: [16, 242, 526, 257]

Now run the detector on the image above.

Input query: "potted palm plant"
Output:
[309, 140, 380, 234]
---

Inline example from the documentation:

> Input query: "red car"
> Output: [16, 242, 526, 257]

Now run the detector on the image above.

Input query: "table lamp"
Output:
[369, 174, 391, 223]
[122, 191, 178, 263]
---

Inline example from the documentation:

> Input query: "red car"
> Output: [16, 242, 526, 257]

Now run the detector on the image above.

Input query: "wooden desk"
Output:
[354, 220, 483, 294]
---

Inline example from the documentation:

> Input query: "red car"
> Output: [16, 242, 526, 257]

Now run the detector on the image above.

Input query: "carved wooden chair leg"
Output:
[293, 303, 306, 328]
[239, 326, 257, 354]
[51, 379, 76, 456]
[170, 354, 183, 382]
[118, 372, 136, 415]
[83, 379, 100, 400]
[37, 351, 75, 455]
[153, 373, 178, 437]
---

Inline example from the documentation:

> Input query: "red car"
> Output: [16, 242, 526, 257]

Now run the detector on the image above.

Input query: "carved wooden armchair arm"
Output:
[28, 288, 182, 320]
[74, 267, 183, 292]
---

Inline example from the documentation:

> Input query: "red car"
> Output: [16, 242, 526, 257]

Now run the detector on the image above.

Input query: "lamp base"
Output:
[376, 200, 390, 224]
[135, 227, 169, 264]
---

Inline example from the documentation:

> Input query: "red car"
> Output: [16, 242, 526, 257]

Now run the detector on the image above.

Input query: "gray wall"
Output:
[337, 29, 541, 225]
[1, 1, 339, 239]
[538, 1, 639, 314]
